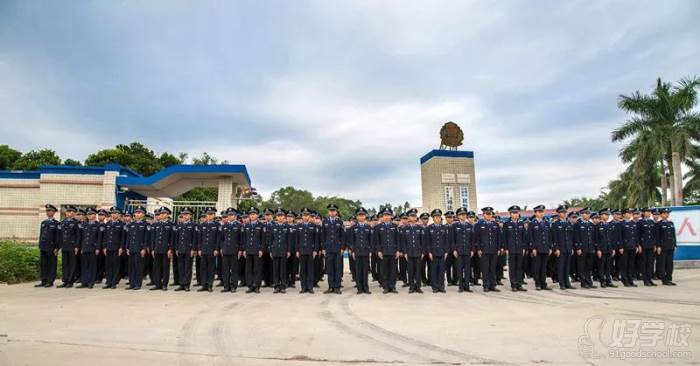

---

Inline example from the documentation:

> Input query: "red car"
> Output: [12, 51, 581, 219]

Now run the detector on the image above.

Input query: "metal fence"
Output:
[124, 199, 217, 221]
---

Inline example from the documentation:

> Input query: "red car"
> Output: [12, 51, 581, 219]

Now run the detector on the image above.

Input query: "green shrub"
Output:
[0, 241, 41, 284]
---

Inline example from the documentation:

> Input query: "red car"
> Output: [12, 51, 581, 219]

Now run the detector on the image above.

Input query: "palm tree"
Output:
[613, 76, 700, 206]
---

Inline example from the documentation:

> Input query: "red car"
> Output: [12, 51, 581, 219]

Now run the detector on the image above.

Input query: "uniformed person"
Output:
[426, 209, 448, 293]
[594, 209, 617, 288]
[418, 212, 432, 286]
[269, 208, 291, 293]
[243, 207, 265, 293]
[58, 205, 81, 288]
[102, 207, 125, 289]
[656, 208, 677, 286]
[528, 205, 552, 291]
[551, 206, 575, 289]
[321, 204, 344, 294]
[474, 207, 501, 292]
[444, 210, 457, 286]
[399, 209, 424, 293]
[451, 208, 475, 293]
[262, 208, 275, 287]
[350, 207, 373, 294]
[397, 213, 409, 287]
[574, 208, 596, 288]
[36, 204, 59, 288]
[502, 206, 527, 291]
[150, 207, 174, 291]
[95, 209, 107, 284]
[174, 208, 197, 291]
[78, 208, 101, 288]
[619, 208, 640, 287]
[286, 211, 298, 288]
[296, 208, 319, 294]
[123, 206, 148, 290]
[218, 208, 242, 292]
[637, 208, 658, 286]
[196, 208, 219, 292]
[374, 208, 400, 294]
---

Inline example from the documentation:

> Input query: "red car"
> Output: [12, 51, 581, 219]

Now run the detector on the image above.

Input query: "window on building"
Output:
[459, 185, 469, 209]
[444, 186, 454, 211]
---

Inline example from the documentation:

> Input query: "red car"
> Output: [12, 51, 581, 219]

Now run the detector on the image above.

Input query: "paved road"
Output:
[1, 267, 699, 365]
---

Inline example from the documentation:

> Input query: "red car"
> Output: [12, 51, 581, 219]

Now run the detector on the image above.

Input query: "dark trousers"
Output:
[61, 250, 77, 284]
[128, 252, 143, 288]
[598, 253, 613, 284]
[445, 253, 455, 284]
[96, 252, 105, 282]
[171, 254, 180, 286]
[245, 254, 263, 290]
[195, 256, 202, 285]
[398, 256, 407, 284]
[430, 255, 445, 291]
[105, 250, 121, 286]
[471, 255, 481, 284]
[421, 254, 432, 285]
[73, 253, 81, 283]
[557, 251, 572, 287]
[263, 252, 273, 286]
[381, 255, 397, 290]
[80, 252, 96, 286]
[39, 250, 57, 284]
[407, 256, 422, 289]
[531, 253, 549, 288]
[577, 252, 594, 286]
[178, 253, 193, 286]
[508, 253, 523, 288]
[152, 253, 170, 288]
[371, 252, 380, 281]
[143, 252, 153, 281]
[287, 255, 298, 287]
[455, 254, 472, 289]
[119, 253, 128, 279]
[199, 255, 215, 287]
[349, 254, 356, 281]
[221, 254, 239, 289]
[325, 252, 342, 289]
[497, 254, 507, 281]
[314, 253, 323, 285]
[619, 249, 636, 284]
[642, 248, 655, 283]
[480, 253, 498, 289]
[299, 254, 314, 291]
[239, 256, 247, 285]
[657, 248, 675, 282]
[355, 256, 370, 292]
[272, 256, 287, 289]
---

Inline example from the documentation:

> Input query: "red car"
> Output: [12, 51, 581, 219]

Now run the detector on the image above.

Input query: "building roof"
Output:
[0, 163, 141, 179]
[420, 149, 474, 164]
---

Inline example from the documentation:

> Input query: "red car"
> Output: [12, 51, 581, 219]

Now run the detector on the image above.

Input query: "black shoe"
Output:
[274, 288, 281, 294]
[484, 288, 490, 292]
[649, 281, 657, 286]
[324, 289, 333, 294]
[125, 286, 134, 290]
[629, 283, 637, 287]
[57, 283, 67, 288]
[307, 289, 313, 294]
[174, 286, 185, 291]
[490, 287, 500, 292]
[408, 288, 415, 294]
[334, 288, 341, 294]
[559, 285, 567, 290]
[88, 284, 94, 289]
[150, 286, 161, 291]
[511, 288, 518, 292]
[517, 287, 526, 292]
[103, 285, 112, 289]
[280, 288, 286, 294]
[669, 281, 677, 286]
[300, 290, 306, 294]
[247, 288, 255, 293]
[146, 282, 154, 286]
[542, 286, 552, 291]
[415, 288, 423, 294]
[402, 283, 410, 287]
[184, 286, 190, 292]
[383, 289, 390, 294]
[35, 282, 46, 288]
[77, 284, 87, 288]
[44, 283, 54, 288]
[197, 287, 208, 292]
[496, 281, 504, 286]
[65, 283, 73, 288]
[459, 288, 465, 293]
[133, 286, 141, 290]
[432, 289, 439, 293]
[231, 288, 237, 293]
[391, 289, 399, 294]
[607, 283, 617, 288]
[356, 290, 363, 295]
[222, 288, 230, 293]
[254, 288, 260, 293]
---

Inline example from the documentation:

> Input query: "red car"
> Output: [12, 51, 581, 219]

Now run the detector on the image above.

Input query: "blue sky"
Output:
[1, 1, 698, 209]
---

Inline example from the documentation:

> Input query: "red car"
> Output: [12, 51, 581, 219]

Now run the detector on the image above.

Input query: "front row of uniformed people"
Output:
[36, 203, 678, 293]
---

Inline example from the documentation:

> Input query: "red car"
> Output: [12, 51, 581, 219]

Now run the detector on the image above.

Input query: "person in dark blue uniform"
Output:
[656, 208, 677, 286]
[95, 209, 107, 284]
[444, 210, 457, 286]
[124, 206, 149, 290]
[150, 207, 174, 291]
[426, 209, 448, 293]
[594, 209, 617, 288]
[174, 208, 197, 292]
[286, 211, 298, 289]
[101, 207, 125, 289]
[36, 204, 60, 288]
[243, 207, 266, 293]
[400, 209, 424, 293]
[451, 207, 475, 293]
[574, 208, 597, 288]
[618, 208, 640, 287]
[218, 208, 242, 292]
[321, 204, 344, 294]
[528, 205, 552, 290]
[418, 212, 432, 287]
[350, 207, 373, 294]
[197, 208, 219, 292]
[296, 207, 319, 294]
[374, 207, 400, 294]
[637, 208, 658, 286]
[78, 208, 101, 288]
[551, 206, 575, 289]
[502, 205, 527, 291]
[474, 207, 501, 292]
[58, 205, 81, 288]
[269, 208, 291, 293]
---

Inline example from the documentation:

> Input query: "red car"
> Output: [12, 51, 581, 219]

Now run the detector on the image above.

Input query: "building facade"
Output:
[420, 150, 478, 213]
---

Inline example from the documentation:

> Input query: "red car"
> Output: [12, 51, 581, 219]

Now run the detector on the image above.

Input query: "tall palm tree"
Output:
[613, 76, 700, 206]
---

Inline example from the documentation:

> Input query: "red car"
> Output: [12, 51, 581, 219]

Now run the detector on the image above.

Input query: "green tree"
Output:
[562, 196, 606, 211]
[85, 142, 186, 176]
[63, 159, 82, 166]
[176, 152, 224, 202]
[613, 76, 700, 206]
[11, 149, 61, 170]
[0, 145, 22, 170]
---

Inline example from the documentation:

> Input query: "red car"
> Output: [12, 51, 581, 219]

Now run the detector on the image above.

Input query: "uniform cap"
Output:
[248, 206, 260, 214]
[431, 208, 443, 217]
[45, 204, 57, 212]
[327, 203, 339, 211]
[456, 207, 468, 215]
[533, 205, 546, 212]
[508, 205, 521, 212]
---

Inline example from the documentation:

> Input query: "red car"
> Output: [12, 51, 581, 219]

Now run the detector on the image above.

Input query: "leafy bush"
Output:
[0, 241, 41, 284]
